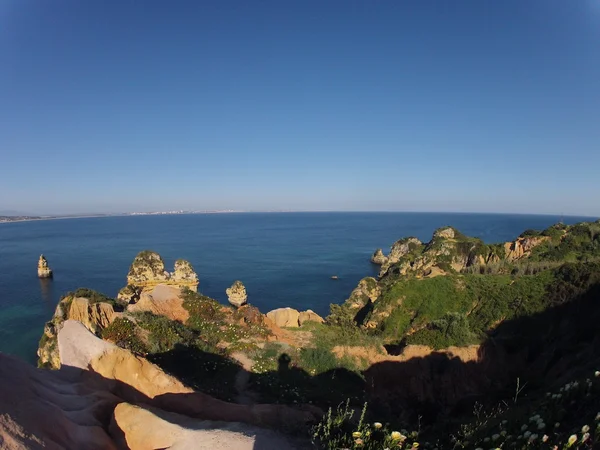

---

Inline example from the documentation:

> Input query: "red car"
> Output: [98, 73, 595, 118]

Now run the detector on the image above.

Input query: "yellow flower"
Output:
[373, 422, 383, 429]
[391, 431, 402, 440]
[352, 432, 362, 438]
[412, 443, 419, 448]
[568, 434, 577, 446]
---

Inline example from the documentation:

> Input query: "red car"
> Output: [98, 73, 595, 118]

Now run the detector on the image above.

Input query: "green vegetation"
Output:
[101, 318, 146, 354]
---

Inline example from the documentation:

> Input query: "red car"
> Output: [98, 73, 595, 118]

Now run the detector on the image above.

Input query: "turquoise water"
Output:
[0, 212, 594, 363]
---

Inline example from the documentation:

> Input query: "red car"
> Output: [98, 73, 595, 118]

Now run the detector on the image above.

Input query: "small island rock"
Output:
[37, 254, 53, 278]
[370, 248, 387, 265]
[226, 280, 248, 308]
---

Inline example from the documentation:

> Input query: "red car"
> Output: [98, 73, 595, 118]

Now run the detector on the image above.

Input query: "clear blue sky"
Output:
[1, 1, 599, 216]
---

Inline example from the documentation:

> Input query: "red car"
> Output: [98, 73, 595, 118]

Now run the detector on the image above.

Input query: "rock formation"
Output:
[266, 307, 324, 327]
[3, 321, 318, 449]
[117, 284, 141, 303]
[226, 280, 248, 308]
[127, 284, 190, 323]
[346, 277, 381, 309]
[370, 248, 387, 265]
[37, 254, 52, 278]
[68, 297, 116, 334]
[125, 251, 199, 294]
[503, 235, 549, 260]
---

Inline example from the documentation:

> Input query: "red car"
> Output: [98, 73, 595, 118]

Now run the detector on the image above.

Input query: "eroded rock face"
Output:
[68, 297, 116, 334]
[226, 280, 248, 308]
[347, 277, 381, 309]
[266, 308, 323, 327]
[370, 249, 387, 265]
[126, 251, 199, 293]
[379, 237, 423, 276]
[117, 284, 141, 304]
[37, 254, 52, 278]
[298, 310, 324, 326]
[504, 236, 548, 260]
[127, 284, 189, 323]
[1, 322, 318, 449]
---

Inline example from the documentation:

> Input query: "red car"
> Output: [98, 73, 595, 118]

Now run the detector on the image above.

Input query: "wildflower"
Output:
[554, 422, 560, 428]
[483, 437, 490, 443]
[517, 435, 522, 440]
[538, 422, 545, 429]
[582, 433, 590, 442]
[352, 432, 361, 438]
[594, 370, 599, 377]
[567, 434, 577, 446]
[581, 425, 589, 433]
[492, 434, 500, 441]
[524, 431, 531, 439]
[354, 438, 364, 446]
[528, 434, 538, 443]
[412, 443, 419, 448]
[521, 424, 528, 431]
[390, 431, 402, 441]
[530, 415, 540, 422]
[596, 412, 600, 421]
[502, 419, 508, 425]
[373, 422, 382, 429]
[542, 435, 549, 442]
[475, 448, 483, 450]
[500, 430, 507, 436]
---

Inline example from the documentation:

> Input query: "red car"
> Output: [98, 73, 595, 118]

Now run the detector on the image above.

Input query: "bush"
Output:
[133, 312, 197, 354]
[101, 318, 146, 354]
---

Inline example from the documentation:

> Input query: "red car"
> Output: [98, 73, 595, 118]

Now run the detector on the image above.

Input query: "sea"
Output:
[0, 212, 595, 364]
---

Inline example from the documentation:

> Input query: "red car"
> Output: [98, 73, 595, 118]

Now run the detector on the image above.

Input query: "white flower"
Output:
[582, 433, 590, 442]
[492, 434, 500, 441]
[529, 434, 538, 442]
[517, 435, 522, 440]
[521, 424, 528, 431]
[555, 422, 560, 428]
[542, 435, 549, 442]
[530, 414, 540, 422]
[596, 412, 600, 421]
[500, 430, 507, 436]
[524, 431, 532, 439]
[581, 425, 589, 433]
[373, 422, 382, 429]
[390, 431, 402, 441]
[594, 370, 599, 377]
[501, 419, 508, 425]
[483, 437, 490, 443]
[568, 434, 577, 446]
[538, 422, 545, 429]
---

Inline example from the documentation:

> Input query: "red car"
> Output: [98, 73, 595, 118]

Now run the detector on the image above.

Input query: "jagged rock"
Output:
[37, 254, 52, 278]
[68, 297, 116, 334]
[127, 284, 189, 323]
[172, 259, 199, 285]
[298, 310, 324, 326]
[433, 227, 455, 239]
[117, 284, 141, 304]
[379, 237, 422, 276]
[226, 280, 248, 308]
[347, 277, 381, 309]
[266, 308, 301, 327]
[125, 251, 199, 293]
[370, 248, 387, 265]
[504, 236, 548, 260]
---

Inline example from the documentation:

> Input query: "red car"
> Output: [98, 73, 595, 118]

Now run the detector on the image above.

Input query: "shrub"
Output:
[101, 318, 146, 354]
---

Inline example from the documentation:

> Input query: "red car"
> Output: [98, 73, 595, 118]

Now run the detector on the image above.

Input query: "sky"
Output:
[1, 1, 599, 216]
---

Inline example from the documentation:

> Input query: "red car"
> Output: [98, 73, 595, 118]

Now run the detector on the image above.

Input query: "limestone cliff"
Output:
[226, 280, 248, 308]
[125, 251, 199, 293]
[4, 321, 318, 449]
[266, 307, 324, 327]
[37, 254, 52, 278]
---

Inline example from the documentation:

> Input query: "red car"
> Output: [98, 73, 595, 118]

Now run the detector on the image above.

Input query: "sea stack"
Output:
[37, 254, 53, 278]
[226, 280, 248, 308]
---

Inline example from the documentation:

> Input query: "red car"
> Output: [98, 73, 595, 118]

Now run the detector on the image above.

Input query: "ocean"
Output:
[0, 212, 594, 364]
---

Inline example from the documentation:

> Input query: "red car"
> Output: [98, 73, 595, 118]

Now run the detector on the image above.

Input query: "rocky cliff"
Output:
[4, 321, 317, 449]
[124, 251, 199, 294]
[37, 254, 52, 278]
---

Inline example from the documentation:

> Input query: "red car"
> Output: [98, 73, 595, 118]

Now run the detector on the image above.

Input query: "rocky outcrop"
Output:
[2, 322, 318, 449]
[266, 308, 324, 328]
[125, 251, 199, 293]
[37, 254, 52, 278]
[346, 277, 381, 309]
[379, 237, 423, 276]
[68, 297, 116, 334]
[127, 284, 190, 323]
[117, 284, 141, 303]
[370, 248, 387, 265]
[504, 236, 549, 260]
[226, 280, 248, 308]
[298, 310, 325, 326]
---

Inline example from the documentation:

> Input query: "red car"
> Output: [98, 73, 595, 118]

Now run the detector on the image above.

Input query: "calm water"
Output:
[0, 212, 595, 363]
